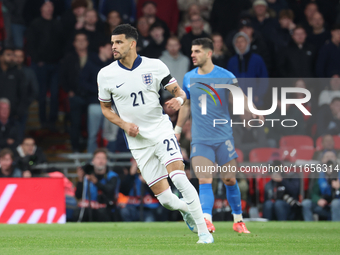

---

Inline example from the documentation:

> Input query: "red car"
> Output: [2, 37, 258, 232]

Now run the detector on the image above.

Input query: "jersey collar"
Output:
[117, 55, 142, 71]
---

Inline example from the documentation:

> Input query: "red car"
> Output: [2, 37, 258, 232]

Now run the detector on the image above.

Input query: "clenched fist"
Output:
[123, 122, 139, 137]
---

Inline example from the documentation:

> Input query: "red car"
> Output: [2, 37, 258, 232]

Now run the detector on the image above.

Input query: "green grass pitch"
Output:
[0, 222, 339, 254]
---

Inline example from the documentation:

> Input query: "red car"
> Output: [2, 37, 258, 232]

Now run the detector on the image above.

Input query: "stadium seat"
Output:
[316, 135, 340, 150]
[249, 148, 280, 162]
[235, 148, 243, 163]
[281, 147, 315, 162]
[279, 135, 314, 149]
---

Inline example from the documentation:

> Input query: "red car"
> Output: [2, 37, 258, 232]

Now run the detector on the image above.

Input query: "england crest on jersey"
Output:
[142, 73, 153, 85]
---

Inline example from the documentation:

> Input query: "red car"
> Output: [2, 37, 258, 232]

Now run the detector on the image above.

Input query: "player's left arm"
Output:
[164, 82, 187, 111]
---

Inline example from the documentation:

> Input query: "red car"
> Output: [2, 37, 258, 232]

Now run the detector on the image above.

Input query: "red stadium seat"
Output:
[249, 148, 280, 162]
[316, 135, 340, 150]
[281, 147, 315, 162]
[279, 135, 314, 149]
[235, 148, 244, 163]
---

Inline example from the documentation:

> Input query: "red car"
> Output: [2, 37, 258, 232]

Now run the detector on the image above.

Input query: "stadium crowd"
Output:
[0, 0, 340, 221]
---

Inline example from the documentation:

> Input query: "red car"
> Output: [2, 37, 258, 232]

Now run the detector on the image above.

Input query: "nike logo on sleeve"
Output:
[116, 83, 125, 88]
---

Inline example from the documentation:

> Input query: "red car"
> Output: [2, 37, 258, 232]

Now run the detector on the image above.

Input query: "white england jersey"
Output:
[98, 55, 177, 149]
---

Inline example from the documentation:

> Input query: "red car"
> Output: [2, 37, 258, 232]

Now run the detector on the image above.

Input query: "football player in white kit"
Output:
[98, 24, 213, 244]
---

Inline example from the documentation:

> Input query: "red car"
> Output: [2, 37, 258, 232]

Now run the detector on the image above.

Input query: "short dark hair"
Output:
[331, 24, 340, 31]
[93, 148, 108, 159]
[73, 31, 88, 42]
[143, 1, 157, 8]
[112, 24, 138, 41]
[331, 97, 340, 104]
[0, 148, 14, 160]
[192, 38, 214, 51]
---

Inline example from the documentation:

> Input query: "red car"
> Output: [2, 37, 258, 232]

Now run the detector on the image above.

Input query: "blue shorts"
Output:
[191, 138, 238, 166]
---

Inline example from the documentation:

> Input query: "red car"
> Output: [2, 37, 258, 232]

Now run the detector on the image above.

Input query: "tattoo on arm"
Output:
[171, 85, 178, 96]
[102, 102, 112, 108]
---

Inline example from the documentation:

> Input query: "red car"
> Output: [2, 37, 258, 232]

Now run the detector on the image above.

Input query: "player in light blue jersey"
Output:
[175, 38, 264, 234]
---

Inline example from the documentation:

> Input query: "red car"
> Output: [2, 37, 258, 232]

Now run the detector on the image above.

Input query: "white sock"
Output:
[155, 187, 188, 213]
[234, 213, 243, 223]
[170, 170, 209, 235]
[203, 213, 212, 223]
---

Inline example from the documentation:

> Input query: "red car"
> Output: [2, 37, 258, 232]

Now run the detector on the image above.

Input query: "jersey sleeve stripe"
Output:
[98, 97, 111, 102]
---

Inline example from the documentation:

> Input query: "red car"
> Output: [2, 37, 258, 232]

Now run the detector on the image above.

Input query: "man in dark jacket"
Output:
[263, 162, 300, 221]
[227, 32, 268, 108]
[0, 48, 26, 121]
[27, 1, 64, 128]
[13, 136, 46, 176]
[59, 32, 96, 152]
[0, 98, 20, 150]
[316, 97, 340, 137]
[277, 26, 316, 77]
[74, 148, 119, 222]
[316, 24, 340, 77]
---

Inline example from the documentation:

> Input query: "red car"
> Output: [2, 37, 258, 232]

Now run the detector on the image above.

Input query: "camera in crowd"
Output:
[82, 163, 95, 175]
[276, 186, 301, 208]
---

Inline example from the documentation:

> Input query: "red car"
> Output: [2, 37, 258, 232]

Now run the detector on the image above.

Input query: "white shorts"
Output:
[131, 134, 183, 187]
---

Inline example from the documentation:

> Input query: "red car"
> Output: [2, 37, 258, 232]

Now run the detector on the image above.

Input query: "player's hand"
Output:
[165, 98, 181, 111]
[317, 198, 328, 208]
[175, 133, 180, 142]
[123, 122, 139, 137]
[86, 174, 98, 184]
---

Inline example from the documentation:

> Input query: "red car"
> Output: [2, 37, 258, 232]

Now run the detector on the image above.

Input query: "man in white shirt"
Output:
[98, 24, 213, 244]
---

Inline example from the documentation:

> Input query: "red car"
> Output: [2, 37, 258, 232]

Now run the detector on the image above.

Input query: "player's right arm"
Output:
[98, 69, 139, 137]
[100, 101, 139, 137]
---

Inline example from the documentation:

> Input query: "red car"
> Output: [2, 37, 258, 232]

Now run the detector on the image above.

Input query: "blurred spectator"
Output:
[0, 2, 5, 46]
[301, 2, 319, 35]
[266, 0, 289, 16]
[177, 0, 213, 21]
[277, 26, 315, 77]
[27, 1, 63, 129]
[266, 101, 305, 147]
[60, 32, 96, 152]
[233, 111, 268, 161]
[159, 36, 190, 90]
[80, 41, 115, 153]
[276, 9, 296, 49]
[140, 22, 166, 58]
[0, 98, 20, 150]
[137, 0, 178, 35]
[119, 159, 161, 222]
[3, 0, 27, 48]
[318, 75, 340, 106]
[0, 47, 26, 121]
[177, 3, 211, 39]
[0, 148, 29, 177]
[250, 0, 280, 49]
[61, 0, 88, 49]
[316, 97, 340, 137]
[306, 12, 331, 54]
[302, 151, 340, 221]
[13, 48, 39, 136]
[313, 134, 340, 161]
[139, 1, 170, 40]
[316, 24, 340, 78]
[23, 0, 65, 26]
[210, 0, 251, 38]
[74, 148, 120, 222]
[211, 33, 231, 68]
[227, 32, 268, 107]
[263, 163, 300, 220]
[136, 17, 151, 52]
[104, 11, 122, 38]
[180, 14, 210, 60]
[98, 0, 136, 24]
[78, 9, 105, 53]
[226, 19, 271, 71]
[14, 136, 46, 176]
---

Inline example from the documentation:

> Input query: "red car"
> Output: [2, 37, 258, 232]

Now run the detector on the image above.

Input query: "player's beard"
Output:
[195, 58, 207, 68]
[113, 48, 129, 60]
